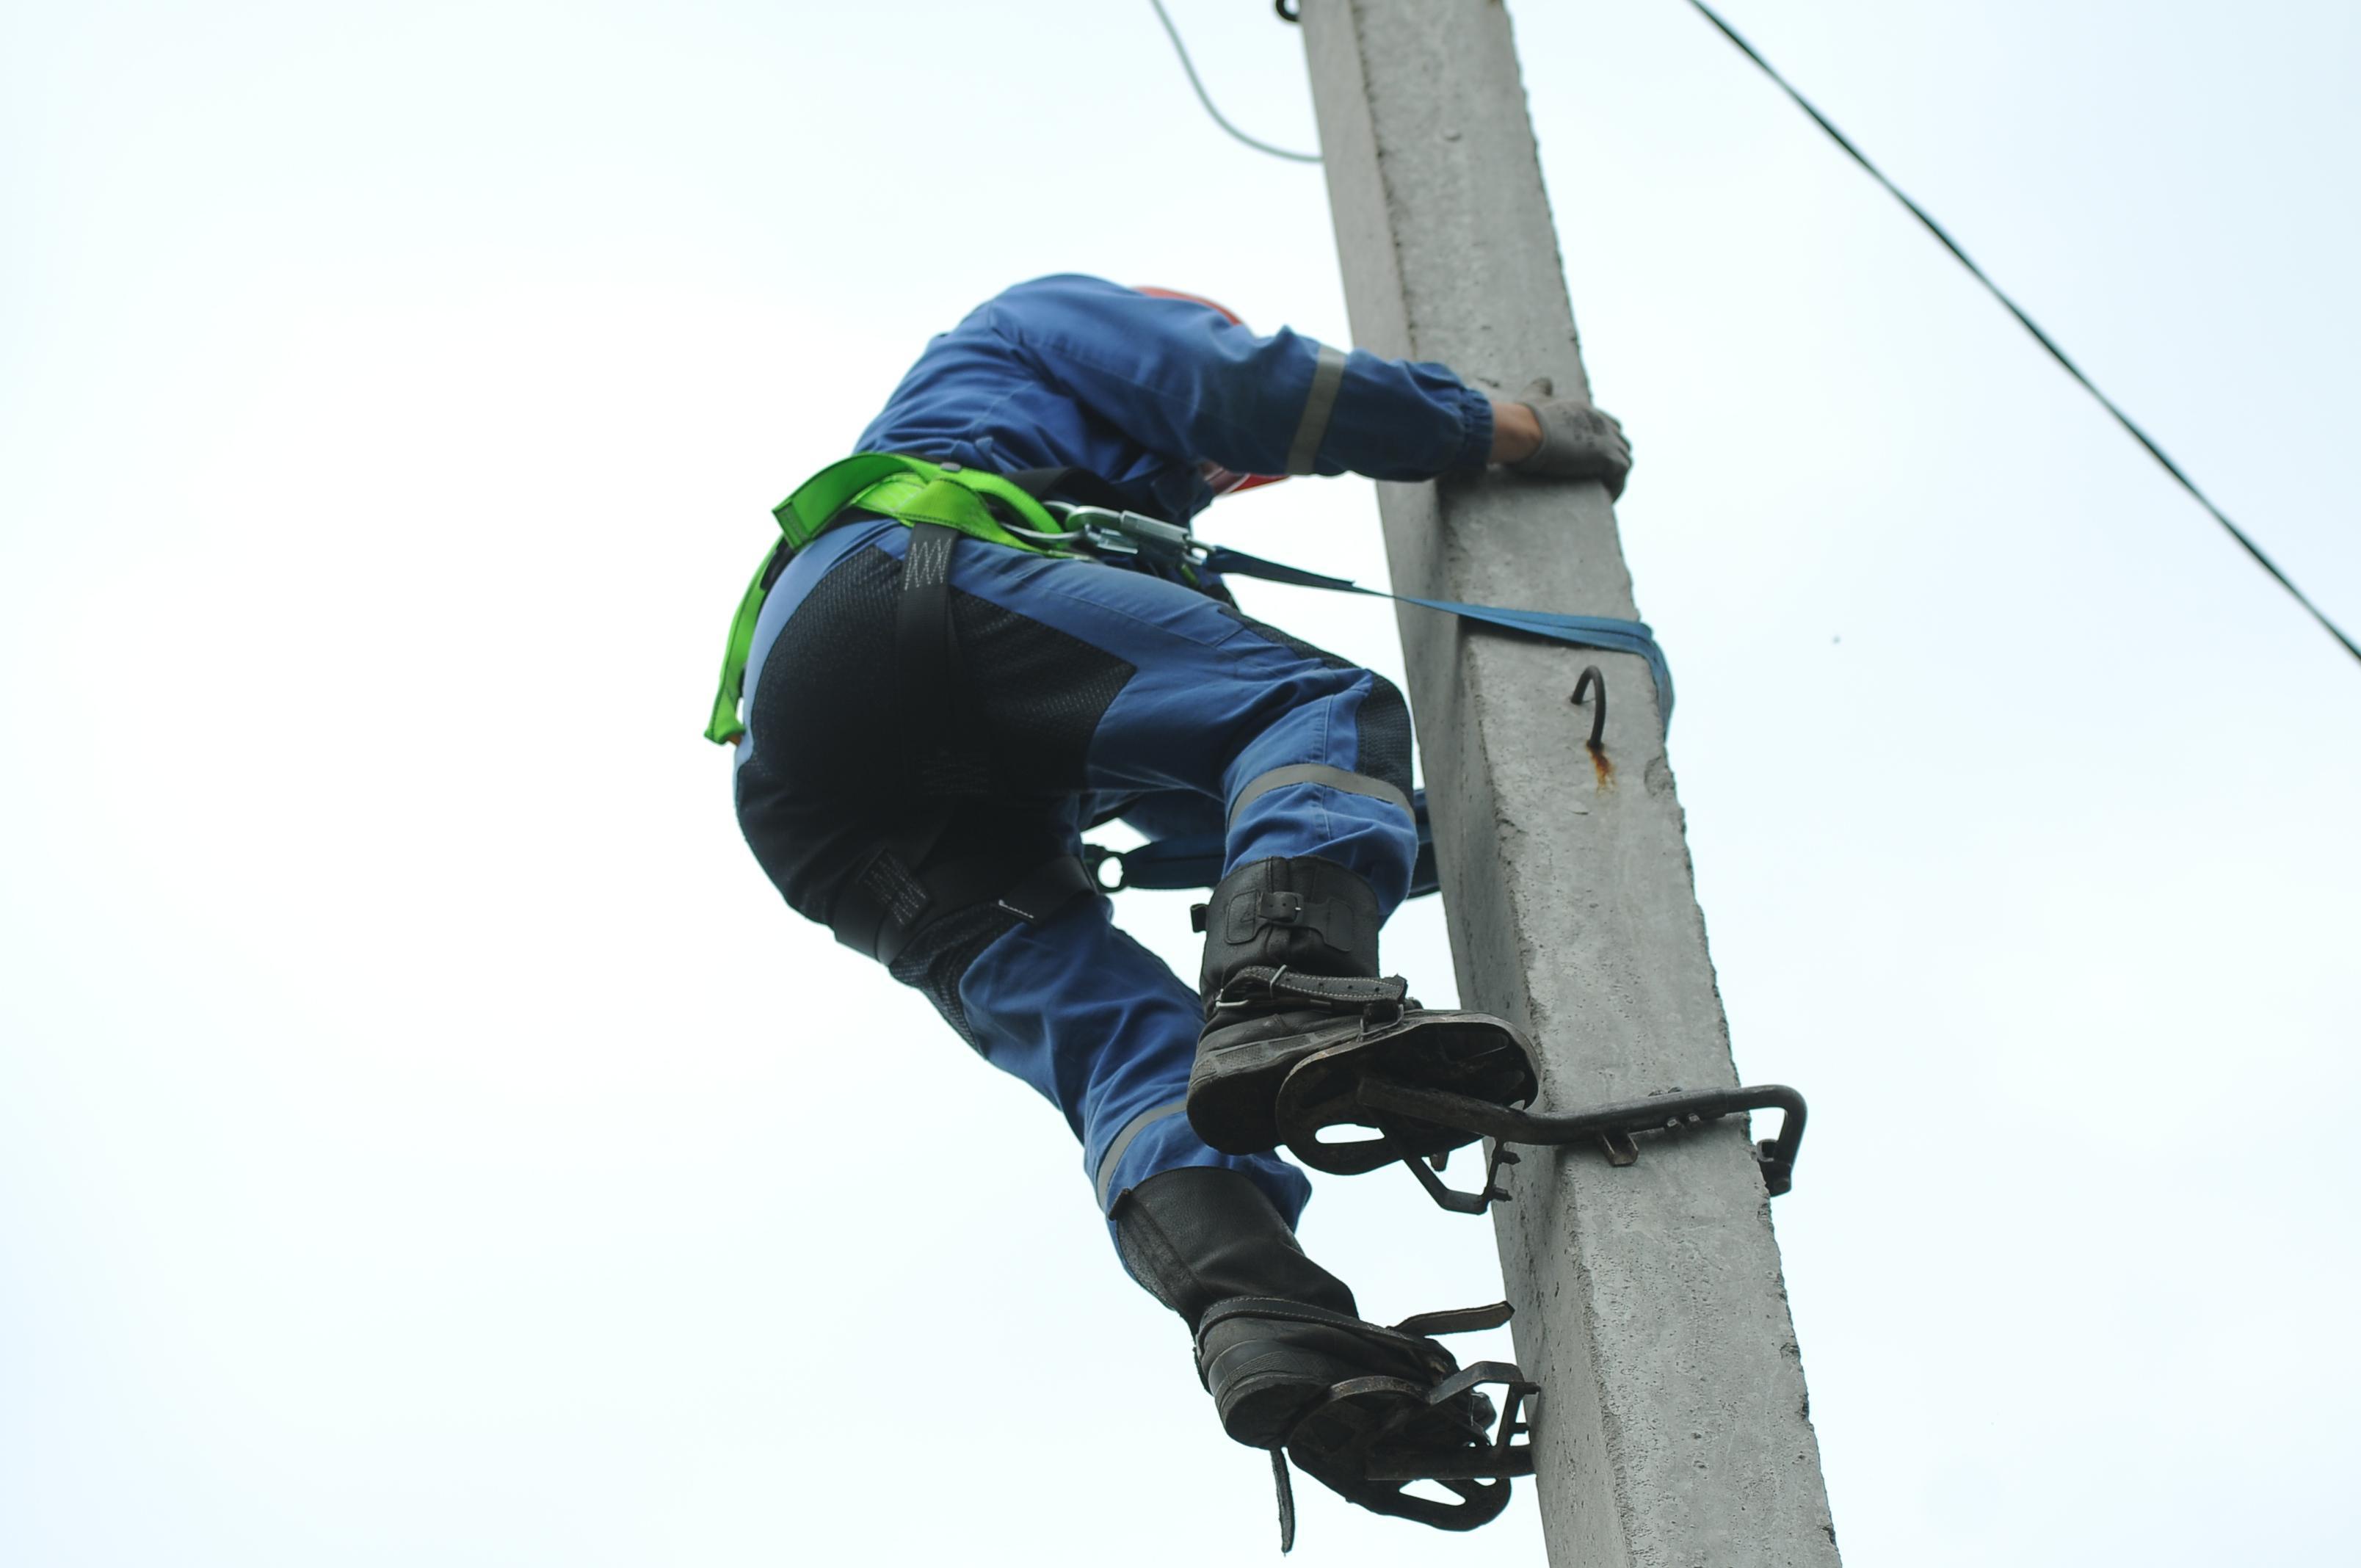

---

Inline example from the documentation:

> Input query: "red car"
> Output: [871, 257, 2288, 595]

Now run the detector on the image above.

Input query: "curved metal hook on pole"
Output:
[1570, 665, 1608, 749]
[1275, 0, 1302, 21]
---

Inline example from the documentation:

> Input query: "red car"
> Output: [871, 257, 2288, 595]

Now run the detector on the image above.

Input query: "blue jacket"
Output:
[853, 274, 1495, 526]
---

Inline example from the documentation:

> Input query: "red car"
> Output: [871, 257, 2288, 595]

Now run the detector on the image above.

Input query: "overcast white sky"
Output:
[4, 1, 2357, 1564]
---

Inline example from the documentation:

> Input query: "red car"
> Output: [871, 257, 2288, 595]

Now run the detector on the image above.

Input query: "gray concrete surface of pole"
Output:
[1295, 2, 1843, 1563]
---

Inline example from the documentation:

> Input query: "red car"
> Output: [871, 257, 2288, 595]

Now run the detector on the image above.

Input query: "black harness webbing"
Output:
[830, 508, 1098, 968]
[895, 524, 986, 794]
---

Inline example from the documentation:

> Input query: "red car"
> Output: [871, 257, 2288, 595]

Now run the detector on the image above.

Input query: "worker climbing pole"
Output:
[706, 3, 1836, 1556]
[706, 268, 1674, 1541]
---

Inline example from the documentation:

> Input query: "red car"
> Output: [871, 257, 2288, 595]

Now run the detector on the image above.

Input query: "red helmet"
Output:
[1134, 286, 1288, 498]
[1134, 285, 1244, 324]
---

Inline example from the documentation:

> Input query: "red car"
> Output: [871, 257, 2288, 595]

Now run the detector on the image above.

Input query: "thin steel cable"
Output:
[1683, 0, 2358, 665]
[1147, 0, 1321, 164]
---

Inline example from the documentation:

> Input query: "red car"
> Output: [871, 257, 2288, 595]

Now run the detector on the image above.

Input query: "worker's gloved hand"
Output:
[1512, 377, 1632, 500]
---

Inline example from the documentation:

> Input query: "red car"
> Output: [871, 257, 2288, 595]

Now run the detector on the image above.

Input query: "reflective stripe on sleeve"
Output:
[1283, 345, 1349, 475]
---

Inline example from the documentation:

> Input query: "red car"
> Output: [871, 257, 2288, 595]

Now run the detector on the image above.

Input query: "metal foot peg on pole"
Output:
[1277, 1049, 1810, 1213]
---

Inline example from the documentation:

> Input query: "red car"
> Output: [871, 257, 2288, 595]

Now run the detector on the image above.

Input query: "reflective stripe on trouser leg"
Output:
[1227, 762, 1414, 827]
[1095, 1097, 1188, 1210]
[1215, 664, 1420, 917]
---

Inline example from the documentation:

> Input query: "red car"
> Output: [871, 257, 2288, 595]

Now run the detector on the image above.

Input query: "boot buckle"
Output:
[1256, 890, 1305, 924]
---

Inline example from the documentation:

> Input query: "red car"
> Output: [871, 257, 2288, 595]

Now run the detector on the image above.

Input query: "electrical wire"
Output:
[1147, 0, 1321, 164]
[1682, 0, 2360, 666]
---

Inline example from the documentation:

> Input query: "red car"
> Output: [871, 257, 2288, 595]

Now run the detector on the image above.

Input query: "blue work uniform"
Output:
[733, 275, 1494, 1235]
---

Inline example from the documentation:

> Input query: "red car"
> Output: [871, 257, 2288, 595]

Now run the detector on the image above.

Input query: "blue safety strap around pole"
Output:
[1198, 545, 1675, 728]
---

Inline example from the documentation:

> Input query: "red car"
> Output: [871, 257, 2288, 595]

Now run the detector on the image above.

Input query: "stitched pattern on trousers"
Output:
[888, 901, 1024, 1050]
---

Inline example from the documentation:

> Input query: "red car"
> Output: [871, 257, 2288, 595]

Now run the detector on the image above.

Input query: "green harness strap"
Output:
[703, 453, 1075, 744]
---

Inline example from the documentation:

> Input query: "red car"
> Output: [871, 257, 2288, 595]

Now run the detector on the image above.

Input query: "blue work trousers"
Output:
[733, 519, 1418, 1233]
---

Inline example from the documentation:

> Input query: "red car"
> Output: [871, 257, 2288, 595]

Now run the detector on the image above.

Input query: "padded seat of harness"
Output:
[733, 529, 1142, 963]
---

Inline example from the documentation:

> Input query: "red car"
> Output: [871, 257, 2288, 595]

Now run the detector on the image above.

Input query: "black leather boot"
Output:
[1187, 856, 1385, 1155]
[1113, 1166, 1364, 1445]
[1113, 1167, 1520, 1538]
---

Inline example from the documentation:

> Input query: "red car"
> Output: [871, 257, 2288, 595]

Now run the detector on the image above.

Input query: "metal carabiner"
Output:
[1041, 501, 1202, 570]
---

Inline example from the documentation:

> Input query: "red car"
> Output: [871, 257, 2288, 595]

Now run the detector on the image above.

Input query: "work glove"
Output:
[1512, 377, 1633, 500]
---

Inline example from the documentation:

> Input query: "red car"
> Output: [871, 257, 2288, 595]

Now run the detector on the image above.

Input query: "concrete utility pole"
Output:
[1296, 3, 1841, 1562]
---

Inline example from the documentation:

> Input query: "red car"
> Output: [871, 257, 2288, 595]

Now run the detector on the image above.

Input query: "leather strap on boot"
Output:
[1192, 1296, 1453, 1387]
[1208, 965, 1409, 1020]
[1196, 855, 1382, 1001]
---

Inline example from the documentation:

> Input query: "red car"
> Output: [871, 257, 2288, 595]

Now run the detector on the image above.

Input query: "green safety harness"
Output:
[706, 449, 1678, 753]
[704, 451, 1089, 747]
